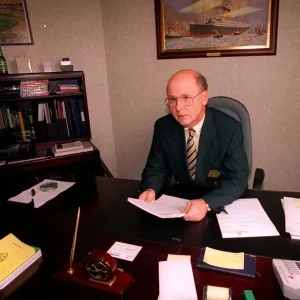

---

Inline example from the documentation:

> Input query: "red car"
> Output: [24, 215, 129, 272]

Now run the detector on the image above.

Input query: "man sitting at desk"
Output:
[139, 69, 249, 222]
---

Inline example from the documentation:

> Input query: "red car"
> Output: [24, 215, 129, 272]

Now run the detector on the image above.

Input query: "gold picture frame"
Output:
[0, 0, 33, 45]
[155, 0, 279, 59]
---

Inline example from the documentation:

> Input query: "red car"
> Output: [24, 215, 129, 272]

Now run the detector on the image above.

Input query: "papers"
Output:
[127, 194, 187, 218]
[206, 286, 231, 300]
[8, 179, 75, 208]
[217, 198, 279, 238]
[282, 197, 300, 239]
[0, 234, 35, 282]
[159, 260, 198, 300]
[167, 254, 191, 261]
[203, 247, 244, 269]
[107, 242, 142, 262]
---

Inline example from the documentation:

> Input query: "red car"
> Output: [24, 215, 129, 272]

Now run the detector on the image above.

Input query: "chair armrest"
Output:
[253, 168, 265, 190]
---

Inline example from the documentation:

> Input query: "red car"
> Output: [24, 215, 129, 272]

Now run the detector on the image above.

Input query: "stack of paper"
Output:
[159, 256, 197, 300]
[216, 198, 279, 238]
[127, 194, 187, 218]
[282, 197, 300, 240]
[0, 234, 42, 293]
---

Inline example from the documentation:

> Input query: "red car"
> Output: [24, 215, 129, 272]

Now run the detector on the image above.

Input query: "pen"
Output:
[222, 208, 228, 214]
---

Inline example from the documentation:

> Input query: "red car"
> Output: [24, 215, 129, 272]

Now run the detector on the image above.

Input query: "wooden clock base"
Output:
[54, 262, 133, 294]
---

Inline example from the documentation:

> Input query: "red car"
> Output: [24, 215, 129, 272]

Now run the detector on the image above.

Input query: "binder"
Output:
[196, 248, 256, 279]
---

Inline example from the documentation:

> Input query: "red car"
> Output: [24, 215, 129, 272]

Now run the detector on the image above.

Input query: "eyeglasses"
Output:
[164, 91, 203, 107]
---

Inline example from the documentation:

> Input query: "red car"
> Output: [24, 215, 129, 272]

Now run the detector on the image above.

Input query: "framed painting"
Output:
[0, 0, 33, 45]
[155, 0, 279, 59]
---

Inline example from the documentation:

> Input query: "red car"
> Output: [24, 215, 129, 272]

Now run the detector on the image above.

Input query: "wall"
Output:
[102, 0, 300, 191]
[2, 0, 117, 175]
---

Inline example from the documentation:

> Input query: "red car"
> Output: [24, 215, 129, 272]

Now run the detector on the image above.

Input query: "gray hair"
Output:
[195, 72, 208, 91]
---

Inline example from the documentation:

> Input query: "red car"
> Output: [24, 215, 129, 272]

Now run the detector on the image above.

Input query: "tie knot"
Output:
[189, 128, 196, 138]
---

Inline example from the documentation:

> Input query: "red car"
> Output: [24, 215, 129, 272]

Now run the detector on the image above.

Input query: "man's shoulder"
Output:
[208, 107, 241, 130]
[155, 114, 178, 129]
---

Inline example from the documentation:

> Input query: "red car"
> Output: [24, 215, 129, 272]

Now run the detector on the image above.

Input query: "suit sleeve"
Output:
[139, 122, 171, 196]
[202, 124, 249, 210]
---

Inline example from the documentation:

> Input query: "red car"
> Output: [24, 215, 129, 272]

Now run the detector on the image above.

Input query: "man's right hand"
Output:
[138, 189, 155, 203]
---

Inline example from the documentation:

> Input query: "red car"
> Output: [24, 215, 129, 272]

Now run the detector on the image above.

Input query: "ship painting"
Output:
[180, 0, 262, 37]
[156, 0, 278, 58]
[163, 0, 269, 38]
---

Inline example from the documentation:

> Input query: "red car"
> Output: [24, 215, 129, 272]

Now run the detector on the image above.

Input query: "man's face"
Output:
[167, 75, 208, 128]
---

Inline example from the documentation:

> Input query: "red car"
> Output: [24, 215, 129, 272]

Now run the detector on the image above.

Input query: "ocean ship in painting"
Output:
[190, 16, 250, 36]
[164, 0, 263, 38]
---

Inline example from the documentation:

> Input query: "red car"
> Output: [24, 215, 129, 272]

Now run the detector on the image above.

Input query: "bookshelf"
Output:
[0, 72, 109, 193]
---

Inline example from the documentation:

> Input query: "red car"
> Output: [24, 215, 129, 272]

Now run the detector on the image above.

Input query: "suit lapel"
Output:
[195, 108, 217, 185]
[171, 122, 189, 176]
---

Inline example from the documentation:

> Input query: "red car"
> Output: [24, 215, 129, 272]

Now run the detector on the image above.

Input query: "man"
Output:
[139, 69, 249, 222]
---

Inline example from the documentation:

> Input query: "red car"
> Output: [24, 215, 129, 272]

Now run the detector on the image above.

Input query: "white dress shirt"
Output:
[184, 115, 205, 151]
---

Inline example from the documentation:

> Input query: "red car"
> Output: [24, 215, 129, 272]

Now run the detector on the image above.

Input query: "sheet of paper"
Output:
[282, 197, 300, 237]
[167, 254, 191, 261]
[0, 234, 35, 282]
[203, 247, 244, 269]
[8, 179, 75, 208]
[107, 242, 142, 262]
[207, 285, 230, 300]
[216, 198, 279, 238]
[159, 260, 198, 300]
[127, 194, 187, 218]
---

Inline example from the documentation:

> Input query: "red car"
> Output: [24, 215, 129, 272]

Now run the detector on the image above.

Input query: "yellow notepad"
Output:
[203, 247, 244, 269]
[294, 199, 300, 208]
[0, 234, 35, 282]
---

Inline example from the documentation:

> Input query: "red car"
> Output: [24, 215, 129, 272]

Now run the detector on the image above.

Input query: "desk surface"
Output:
[2, 177, 300, 300]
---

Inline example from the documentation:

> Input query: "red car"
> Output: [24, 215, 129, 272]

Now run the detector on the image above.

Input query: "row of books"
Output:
[0, 105, 34, 141]
[36, 98, 87, 140]
[0, 79, 81, 99]
[0, 98, 87, 142]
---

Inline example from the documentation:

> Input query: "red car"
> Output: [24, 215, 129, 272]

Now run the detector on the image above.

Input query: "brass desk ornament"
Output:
[54, 207, 132, 295]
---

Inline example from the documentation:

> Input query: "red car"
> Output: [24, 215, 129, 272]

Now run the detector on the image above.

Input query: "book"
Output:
[54, 141, 83, 153]
[0, 234, 42, 292]
[196, 248, 256, 279]
[52, 141, 93, 157]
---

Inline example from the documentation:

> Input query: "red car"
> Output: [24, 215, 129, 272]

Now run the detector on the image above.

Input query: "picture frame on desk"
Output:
[154, 0, 279, 59]
[0, 0, 34, 45]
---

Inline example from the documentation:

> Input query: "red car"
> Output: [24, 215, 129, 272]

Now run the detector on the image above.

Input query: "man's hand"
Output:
[138, 189, 155, 203]
[183, 199, 208, 222]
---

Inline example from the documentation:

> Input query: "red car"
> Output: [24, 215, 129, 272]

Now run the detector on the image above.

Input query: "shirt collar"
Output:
[185, 114, 205, 136]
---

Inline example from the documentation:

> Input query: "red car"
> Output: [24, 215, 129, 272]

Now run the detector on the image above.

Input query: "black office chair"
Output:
[207, 96, 265, 189]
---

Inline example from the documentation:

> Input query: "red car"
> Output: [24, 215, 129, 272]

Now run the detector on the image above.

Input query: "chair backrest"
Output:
[207, 96, 252, 171]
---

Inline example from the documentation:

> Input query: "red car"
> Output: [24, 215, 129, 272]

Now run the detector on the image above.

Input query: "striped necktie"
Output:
[186, 128, 197, 180]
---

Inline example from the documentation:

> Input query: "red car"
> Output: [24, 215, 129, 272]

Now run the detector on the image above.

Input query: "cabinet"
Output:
[0, 71, 111, 197]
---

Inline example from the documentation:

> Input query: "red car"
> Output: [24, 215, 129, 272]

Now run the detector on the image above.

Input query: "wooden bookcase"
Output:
[0, 71, 110, 196]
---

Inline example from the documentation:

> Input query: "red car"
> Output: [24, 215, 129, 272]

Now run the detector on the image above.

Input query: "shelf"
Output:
[0, 92, 84, 102]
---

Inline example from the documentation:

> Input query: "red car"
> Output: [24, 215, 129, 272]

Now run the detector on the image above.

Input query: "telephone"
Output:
[272, 259, 300, 300]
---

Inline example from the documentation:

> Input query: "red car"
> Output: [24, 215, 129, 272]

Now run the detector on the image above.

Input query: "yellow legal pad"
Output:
[294, 199, 300, 208]
[0, 234, 35, 282]
[203, 247, 244, 270]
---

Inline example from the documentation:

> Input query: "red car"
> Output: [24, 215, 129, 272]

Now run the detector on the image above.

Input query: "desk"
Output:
[2, 177, 300, 300]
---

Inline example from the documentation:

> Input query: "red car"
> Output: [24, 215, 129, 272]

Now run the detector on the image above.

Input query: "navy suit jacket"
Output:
[140, 107, 249, 210]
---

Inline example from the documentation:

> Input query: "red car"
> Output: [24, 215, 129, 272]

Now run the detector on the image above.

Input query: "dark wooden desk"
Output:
[2, 177, 300, 300]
